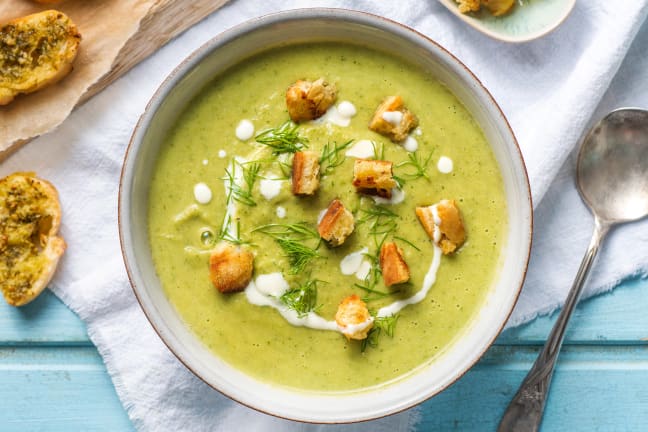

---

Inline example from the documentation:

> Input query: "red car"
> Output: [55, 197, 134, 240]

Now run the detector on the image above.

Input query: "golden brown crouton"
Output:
[368, 95, 418, 143]
[291, 151, 320, 195]
[0, 172, 66, 306]
[0, 10, 82, 105]
[209, 242, 254, 293]
[318, 199, 355, 247]
[335, 294, 374, 340]
[481, 0, 515, 16]
[352, 159, 397, 198]
[455, 0, 481, 13]
[379, 242, 410, 286]
[285, 78, 337, 122]
[416, 200, 466, 255]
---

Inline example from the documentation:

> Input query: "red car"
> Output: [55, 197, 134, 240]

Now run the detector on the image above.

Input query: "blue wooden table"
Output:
[1, 276, 647, 431]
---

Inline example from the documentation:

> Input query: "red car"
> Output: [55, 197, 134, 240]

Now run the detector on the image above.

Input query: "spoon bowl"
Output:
[578, 109, 648, 222]
[499, 108, 648, 431]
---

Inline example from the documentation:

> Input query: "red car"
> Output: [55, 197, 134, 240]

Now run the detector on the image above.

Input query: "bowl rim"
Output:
[118, 7, 533, 423]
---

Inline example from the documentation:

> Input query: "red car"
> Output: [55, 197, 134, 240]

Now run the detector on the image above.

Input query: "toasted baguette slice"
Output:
[379, 242, 410, 286]
[291, 150, 320, 195]
[318, 199, 355, 247]
[0, 172, 66, 306]
[285, 78, 337, 122]
[0, 10, 81, 105]
[416, 199, 466, 255]
[335, 294, 374, 340]
[209, 242, 254, 293]
[352, 159, 397, 198]
[368, 95, 418, 143]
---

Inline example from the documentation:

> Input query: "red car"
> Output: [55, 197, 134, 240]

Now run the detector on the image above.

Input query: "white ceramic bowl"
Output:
[119, 8, 532, 424]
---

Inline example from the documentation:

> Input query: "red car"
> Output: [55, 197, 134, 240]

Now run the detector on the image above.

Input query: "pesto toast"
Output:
[0, 172, 66, 306]
[0, 10, 81, 105]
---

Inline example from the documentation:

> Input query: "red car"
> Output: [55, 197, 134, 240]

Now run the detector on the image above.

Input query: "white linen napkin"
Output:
[2, 1, 648, 430]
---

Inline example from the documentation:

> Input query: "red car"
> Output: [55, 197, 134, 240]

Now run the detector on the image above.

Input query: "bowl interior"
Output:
[120, 9, 532, 423]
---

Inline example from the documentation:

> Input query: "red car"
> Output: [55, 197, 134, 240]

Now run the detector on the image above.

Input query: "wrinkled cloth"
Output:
[2, 1, 648, 430]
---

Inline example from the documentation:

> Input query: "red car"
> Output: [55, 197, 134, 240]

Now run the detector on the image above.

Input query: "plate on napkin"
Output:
[438, 0, 576, 43]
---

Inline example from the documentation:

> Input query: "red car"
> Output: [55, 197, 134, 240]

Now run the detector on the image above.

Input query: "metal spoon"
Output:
[498, 108, 648, 432]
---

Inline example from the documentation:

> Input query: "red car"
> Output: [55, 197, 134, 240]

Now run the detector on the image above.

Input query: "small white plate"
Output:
[438, 0, 576, 43]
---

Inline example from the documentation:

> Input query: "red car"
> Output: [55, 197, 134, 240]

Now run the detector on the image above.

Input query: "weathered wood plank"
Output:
[0, 347, 133, 431]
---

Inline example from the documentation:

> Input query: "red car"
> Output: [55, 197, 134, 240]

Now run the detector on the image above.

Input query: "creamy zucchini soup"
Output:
[148, 43, 506, 391]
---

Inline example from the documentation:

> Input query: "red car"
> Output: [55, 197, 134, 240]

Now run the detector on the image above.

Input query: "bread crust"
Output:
[291, 150, 320, 195]
[317, 199, 355, 247]
[352, 159, 397, 198]
[209, 242, 254, 294]
[368, 95, 418, 143]
[0, 172, 66, 306]
[379, 241, 410, 286]
[416, 200, 466, 255]
[0, 10, 81, 105]
[285, 78, 337, 122]
[335, 294, 374, 340]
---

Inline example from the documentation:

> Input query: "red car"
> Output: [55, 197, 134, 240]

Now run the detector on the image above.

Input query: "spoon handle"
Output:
[498, 218, 610, 432]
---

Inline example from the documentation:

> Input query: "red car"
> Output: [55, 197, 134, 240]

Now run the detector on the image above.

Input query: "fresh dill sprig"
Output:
[319, 139, 353, 175]
[394, 151, 433, 185]
[217, 214, 248, 245]
[361, 314, 400, 352]
[224, 160, 260, 207]
[255, 121, 309, 154]
[371, 141, 385, 160]
[353, 239, 394, 302]
[393, 235, 420, 251]
[357, 205, 399, 238]
[280, 279, 322, 318]
[253, 222, 321, 274]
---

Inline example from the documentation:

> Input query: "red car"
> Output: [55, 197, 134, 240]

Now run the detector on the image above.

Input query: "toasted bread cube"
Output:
[335, 294, 374, 340]
[285, 78, 337, 122]
[416, 200, 466, 255]
[291, 151, 320, 195]
[380, 242, 410, 286]
[352, 159, 397, 198]
[318, 199, 355, 247]
[482, 0, 515, 16]
[209, 242, 254, 293]
[368, 95, 418, 143]
[455, 0, 481, 13]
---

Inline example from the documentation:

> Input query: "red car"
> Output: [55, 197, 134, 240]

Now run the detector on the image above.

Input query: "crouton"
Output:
[454, 0, 481, 13]
[352, 159, 397, 198]
[335, 294, 374, 340]
[454, 0, 515, 16]
[291, 151, 320, 195]
[318, 199, 355, 247]
[368, 95, 418, 143]
[379, 242, 410, 286]
[416, 199, 466, 255]
[0, 10, 82, 105]
[0, 172, 66, 306]
[209, 242, 254, 293]
[285, 78, 337, 122]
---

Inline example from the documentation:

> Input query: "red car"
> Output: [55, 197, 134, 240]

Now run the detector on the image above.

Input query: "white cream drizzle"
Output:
[245, 276, 339, 332]
[235, 119, 255, 141]
[403, 136, 418, 152]
[372, 187, 405, 205]
[218, 149, 227, 159]
[276, 206, 287, 219]
[437, 156, 454, 174]
[313, 101, 357, 127]
[382, 110, 403, 126]
[345, 139, 375, 159]
[340, 247, 371, 280]
[259, 177, 282, 200]
[193, 183, 212, 204]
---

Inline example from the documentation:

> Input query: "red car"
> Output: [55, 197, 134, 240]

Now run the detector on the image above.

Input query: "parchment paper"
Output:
[0, 0, 158, 157]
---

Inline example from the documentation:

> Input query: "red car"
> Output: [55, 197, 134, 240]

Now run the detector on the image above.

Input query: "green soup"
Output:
[148, 43, 507, 392]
